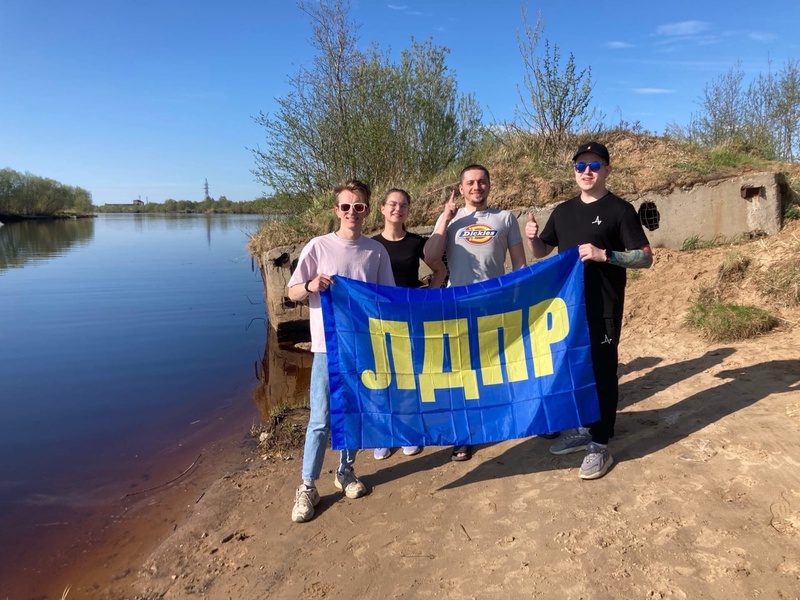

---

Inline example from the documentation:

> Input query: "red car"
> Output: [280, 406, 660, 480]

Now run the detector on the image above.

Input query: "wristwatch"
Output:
[304, 279, 313, 293]
[604, 249, 611, 263]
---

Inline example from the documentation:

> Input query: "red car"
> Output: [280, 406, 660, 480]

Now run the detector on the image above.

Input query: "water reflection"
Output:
[121, 213, 264, 241]
[251, 326, 313, 421]
[0, 218, 95, 271]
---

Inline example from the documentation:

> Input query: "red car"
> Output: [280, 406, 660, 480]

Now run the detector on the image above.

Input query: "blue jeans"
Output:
[301, 352, 357, 482]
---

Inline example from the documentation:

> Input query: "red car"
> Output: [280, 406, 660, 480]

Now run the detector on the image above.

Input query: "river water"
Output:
[0, 213, 306, 597]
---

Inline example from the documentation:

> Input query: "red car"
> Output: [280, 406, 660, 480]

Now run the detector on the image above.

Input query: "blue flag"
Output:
[321, 247, 599, 450]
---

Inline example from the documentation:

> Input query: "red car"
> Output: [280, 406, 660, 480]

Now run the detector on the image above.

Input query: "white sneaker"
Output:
[334, 467, 367, 499]
[373, 447, 390, 460]
[291, 484, 320, 523]
[402, 446, 422, 456]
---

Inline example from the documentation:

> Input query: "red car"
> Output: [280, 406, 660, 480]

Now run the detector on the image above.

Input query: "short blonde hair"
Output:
[334, 179, 371, 205]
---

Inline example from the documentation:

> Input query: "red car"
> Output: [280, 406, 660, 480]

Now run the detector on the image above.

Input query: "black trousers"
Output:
[587, 317, 621, 445]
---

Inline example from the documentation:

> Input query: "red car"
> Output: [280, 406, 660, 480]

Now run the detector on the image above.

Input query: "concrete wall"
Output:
[522, 171, 786, 258]
[258, 244, 311, 341]
[632, 171, 785, 248]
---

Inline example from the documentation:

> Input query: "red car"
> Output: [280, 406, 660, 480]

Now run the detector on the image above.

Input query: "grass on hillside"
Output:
[671, 146, 766, 176]
[755, 257, 800, 307]
[247, 216, 319, 257]
[247, 129, 800, 258]
[717, 250, 751, 283]
[683, 238, 793, 341]
[684, 297, 779, 342]
[682, 235, 722, 251]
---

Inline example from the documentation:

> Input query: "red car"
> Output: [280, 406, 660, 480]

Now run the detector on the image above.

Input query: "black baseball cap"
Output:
[572, 141, 610, 164]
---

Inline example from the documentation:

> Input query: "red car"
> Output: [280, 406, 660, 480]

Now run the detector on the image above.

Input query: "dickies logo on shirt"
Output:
[458, 224, 497, 245]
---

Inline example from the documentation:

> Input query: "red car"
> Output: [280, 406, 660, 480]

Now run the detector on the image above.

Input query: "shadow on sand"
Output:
[437, 354, 799, 491]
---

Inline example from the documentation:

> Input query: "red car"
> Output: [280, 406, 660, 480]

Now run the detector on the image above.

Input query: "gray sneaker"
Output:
[549, 427, 591, 455]
[291, 484, 320, 523]
[579, 442, 614, 480]
[334, 467, 367, 499]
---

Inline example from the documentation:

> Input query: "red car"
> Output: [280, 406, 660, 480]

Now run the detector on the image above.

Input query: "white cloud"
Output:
[387, 4, 424, 16]
[633, 88, 675, 94]
[656, 21, 709, 36]
[749, 32, 776, 42]
[607, 41, 634, 49]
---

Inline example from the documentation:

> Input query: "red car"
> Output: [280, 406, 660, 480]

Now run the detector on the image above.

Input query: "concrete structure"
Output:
[258, 171, 790, 336]
[521, 171, 787, 260]
[251, 326, 313, 415]
[258, 243, 311, 340]
[636, 171, 786, 247]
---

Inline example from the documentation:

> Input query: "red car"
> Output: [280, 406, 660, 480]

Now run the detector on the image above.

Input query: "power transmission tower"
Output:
[204, 178, 210, 200]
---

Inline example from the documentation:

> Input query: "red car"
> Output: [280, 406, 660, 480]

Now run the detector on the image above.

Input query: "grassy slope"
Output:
[248, 131, 800, 257]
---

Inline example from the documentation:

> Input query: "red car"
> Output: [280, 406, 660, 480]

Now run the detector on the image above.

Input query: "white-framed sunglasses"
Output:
[338, 202, 368, 213]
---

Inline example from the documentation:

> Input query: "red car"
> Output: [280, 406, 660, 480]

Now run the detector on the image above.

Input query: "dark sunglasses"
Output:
[338, 202, 368, 213]
[574, 161, 604, 173]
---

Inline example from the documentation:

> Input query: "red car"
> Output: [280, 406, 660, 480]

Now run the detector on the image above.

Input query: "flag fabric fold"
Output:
[321, 247, 599, 450]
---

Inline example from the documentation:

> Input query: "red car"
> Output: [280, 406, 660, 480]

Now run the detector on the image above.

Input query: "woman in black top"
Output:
[371, 188, 446, 459]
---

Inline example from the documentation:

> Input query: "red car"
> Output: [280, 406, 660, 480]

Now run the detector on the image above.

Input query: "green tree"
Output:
[0, 168, 93, 216]
[700, 63, 747, 147]
[69, 186, 94, 213]
[0, 168, 21, 213]
[251, 0, 480, 201]
[743, 68, 779, 158]
[397, 39, 481, 178]
[515, 3, 598, 157]
[667, 59, 800, 162]
[774, 59, 800, 161]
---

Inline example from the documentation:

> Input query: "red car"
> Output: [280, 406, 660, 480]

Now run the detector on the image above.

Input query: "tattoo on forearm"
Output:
[608, 249, 652, 269]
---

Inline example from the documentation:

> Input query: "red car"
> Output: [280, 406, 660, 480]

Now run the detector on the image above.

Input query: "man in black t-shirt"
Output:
[526, 141, 653, 480]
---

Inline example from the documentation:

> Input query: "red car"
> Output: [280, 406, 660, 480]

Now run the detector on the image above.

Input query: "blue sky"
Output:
[1, 1, 797, 204]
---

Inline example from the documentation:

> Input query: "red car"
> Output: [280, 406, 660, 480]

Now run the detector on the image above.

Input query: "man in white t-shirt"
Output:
[287, 179, 395, 523]
[423, 164, 528, 461]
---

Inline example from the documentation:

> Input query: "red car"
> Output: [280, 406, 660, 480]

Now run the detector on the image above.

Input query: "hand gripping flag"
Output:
[320, 247, 599, 450]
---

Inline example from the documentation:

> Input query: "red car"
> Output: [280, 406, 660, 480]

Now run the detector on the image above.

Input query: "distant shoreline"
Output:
[0, 212, 96, 223]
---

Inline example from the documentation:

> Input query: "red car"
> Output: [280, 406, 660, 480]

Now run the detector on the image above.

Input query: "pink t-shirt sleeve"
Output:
[288, 241, 317, 288]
